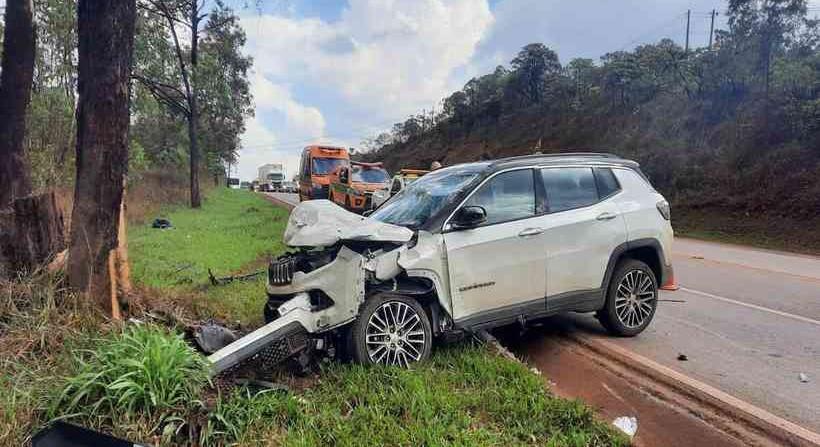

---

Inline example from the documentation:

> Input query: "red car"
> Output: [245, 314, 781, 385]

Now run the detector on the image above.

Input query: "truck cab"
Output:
[298, 146, 350, 201]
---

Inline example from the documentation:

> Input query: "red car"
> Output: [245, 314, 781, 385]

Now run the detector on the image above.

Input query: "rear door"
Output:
[539, 167, 627, 310]
[444, 168, 548, 325]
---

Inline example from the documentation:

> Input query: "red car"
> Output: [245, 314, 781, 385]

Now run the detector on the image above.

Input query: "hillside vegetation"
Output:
[362, 1, 820, 252]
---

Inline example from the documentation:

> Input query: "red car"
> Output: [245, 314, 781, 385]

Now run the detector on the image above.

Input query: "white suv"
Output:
[209, 154, 677, 372]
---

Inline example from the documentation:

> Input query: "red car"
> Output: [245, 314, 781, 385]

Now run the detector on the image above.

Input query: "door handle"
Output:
[518, 227, 545, 237]
[596, 212, 617, 221]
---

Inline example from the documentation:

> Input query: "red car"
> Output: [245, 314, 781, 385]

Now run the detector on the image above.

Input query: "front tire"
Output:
[598, 259, 658, 337]
[349, 294, 432, 367]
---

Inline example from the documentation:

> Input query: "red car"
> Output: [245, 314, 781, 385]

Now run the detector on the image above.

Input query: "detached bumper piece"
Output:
[208, 313, 310, 375]
[33, 422, 138, 447]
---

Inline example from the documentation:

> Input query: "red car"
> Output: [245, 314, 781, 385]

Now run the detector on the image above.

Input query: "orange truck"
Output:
[297, 145, 350, 201]
[328, 161, 391, 212]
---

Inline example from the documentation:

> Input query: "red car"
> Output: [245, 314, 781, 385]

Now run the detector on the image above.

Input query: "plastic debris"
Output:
[151, 218, 172, 229]
[677, 353, 688, 361]
[612, 416, 638, 438]
[799, 373, 809, 383]
[194, 323, 239, 354]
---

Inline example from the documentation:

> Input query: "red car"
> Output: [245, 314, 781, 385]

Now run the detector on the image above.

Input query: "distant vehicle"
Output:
[298, 145, 350, 201]
[258, 163, 286, 191]
[281, 181, 298, 193]
[372, 168, 429, 207]
[251, 180, 260, 192]
[328, 161, 390, 212]
[240, 181, 251, 189]
[227, 177, 241, 189]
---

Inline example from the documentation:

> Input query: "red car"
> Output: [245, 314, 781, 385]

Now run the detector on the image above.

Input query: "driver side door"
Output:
[443, 168, 548, 327]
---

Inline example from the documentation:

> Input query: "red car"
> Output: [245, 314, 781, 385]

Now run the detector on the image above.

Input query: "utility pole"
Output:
[685, 9, 691, 52]
[708, 9, 716, 49]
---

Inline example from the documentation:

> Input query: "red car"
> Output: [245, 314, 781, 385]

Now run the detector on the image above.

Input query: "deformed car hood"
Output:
[283, 200, 413, 247]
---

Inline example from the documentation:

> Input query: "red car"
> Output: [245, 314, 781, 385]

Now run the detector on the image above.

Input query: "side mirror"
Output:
[362, 209, 373, 217]
[451, 206, 486, 230]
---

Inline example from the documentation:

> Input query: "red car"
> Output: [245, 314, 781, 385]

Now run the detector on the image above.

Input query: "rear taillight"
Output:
[656, 200, 670, 220]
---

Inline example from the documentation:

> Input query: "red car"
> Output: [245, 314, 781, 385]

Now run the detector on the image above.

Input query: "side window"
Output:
[541, 168, 598, 213]
[301, 152, 310, 178]
[465, 169, 535, 225]
[594, 168, 621, 198]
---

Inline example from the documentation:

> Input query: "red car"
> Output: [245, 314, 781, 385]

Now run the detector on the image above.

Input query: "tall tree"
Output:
[68, 0, 137, 311]
[0, 0, 36, 207]
[134, 0, 251, 201]
[137, 0, 228, 208]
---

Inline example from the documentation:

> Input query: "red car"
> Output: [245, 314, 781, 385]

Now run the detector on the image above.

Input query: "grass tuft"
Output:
[48, 324, 210, 439]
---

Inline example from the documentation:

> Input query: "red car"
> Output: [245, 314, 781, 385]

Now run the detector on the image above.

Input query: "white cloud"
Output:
[243, 0, 493, 117]
[236, 0, 493, 181]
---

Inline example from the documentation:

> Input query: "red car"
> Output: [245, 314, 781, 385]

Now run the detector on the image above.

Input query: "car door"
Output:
[443, 168, 548, 325]
[539, 167, 627, 311]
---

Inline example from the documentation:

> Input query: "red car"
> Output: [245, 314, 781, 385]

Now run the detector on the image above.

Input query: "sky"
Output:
[235, 0, 748, 181]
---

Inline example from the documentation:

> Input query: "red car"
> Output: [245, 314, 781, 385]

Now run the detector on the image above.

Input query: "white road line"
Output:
[679, 286, 820, 327]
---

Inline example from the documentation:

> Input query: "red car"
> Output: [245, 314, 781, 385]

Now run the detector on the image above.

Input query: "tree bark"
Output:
[188, 6, 202, 208]
[68, 0, 137, 313]
[0, 192, 65, 275]
[0, 0, 36, 208]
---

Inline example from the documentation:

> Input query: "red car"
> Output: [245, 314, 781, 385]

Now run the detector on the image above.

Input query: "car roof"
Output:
[487, 152, 640, 171]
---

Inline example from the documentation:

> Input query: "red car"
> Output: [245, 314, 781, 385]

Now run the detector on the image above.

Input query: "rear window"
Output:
[594, 168, 621, 198]
[540, 167, 598, 213]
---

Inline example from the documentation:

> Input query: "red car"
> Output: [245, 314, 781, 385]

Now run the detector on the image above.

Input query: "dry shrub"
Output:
[126, 168, 191, 224]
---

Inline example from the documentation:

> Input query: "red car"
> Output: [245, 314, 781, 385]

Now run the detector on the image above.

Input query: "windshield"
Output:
[370, 165, 484, 228]
[312, 158, 347, 175]
[352, 166, 389, 183]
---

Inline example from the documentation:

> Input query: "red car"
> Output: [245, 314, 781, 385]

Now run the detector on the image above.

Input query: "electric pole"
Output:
[685, 9, 691, 52]
[708, 9, 716, 49]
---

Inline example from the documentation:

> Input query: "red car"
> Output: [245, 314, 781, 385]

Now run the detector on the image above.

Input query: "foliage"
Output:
[48, 324, 209, 438]
[18, 0, 253, 194]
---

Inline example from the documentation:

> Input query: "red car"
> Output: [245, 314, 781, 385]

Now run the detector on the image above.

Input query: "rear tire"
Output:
[598, 259, 658, 337]
[348, 294, 432, 367]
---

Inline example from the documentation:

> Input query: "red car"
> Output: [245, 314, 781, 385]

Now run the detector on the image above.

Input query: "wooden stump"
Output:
[0, 192, 66, 275]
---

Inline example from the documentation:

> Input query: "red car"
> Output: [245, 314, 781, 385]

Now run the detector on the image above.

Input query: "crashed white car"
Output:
[209, 153, 677, 372]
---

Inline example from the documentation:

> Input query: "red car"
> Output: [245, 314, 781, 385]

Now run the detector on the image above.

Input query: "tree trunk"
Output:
[0, 0, 36, 208]
[68, 0, 137, 313]
[0, 192, 65, 276]
[188, 7, 202, 208]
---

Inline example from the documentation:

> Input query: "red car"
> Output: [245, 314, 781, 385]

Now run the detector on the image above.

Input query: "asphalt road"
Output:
[267, 192, 300, 207]
[535, 238, 820, 434]
[268, 192, 820, 434]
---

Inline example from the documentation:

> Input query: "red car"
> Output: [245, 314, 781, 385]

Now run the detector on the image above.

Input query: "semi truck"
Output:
[258, 163, 286, 191]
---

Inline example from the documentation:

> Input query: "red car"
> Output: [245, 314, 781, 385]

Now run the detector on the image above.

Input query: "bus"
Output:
[297, 145, 350, 201]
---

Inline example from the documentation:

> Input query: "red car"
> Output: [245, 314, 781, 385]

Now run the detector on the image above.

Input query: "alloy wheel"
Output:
[365, 301, 426, 367]
[614, 269, 656, 328]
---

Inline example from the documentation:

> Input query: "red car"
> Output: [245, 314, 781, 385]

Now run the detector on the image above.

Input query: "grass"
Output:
[48, 325, 210, 435]
[204, 344, 626, 447]
[130, 188, 289, 289]
[129, 188, 289, 326]
[0, 187, 627, 446]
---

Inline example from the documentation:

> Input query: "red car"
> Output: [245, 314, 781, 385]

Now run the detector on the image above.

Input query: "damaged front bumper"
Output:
[208, 246, 367, 374]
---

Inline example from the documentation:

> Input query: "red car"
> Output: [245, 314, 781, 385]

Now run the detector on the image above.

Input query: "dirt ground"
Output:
[497, 322, 749, 447]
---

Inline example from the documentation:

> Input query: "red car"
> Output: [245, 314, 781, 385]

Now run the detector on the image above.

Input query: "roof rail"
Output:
[498, 152, 620, 162]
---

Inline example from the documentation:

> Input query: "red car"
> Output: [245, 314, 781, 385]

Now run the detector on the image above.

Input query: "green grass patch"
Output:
[205, 344, 626, 446]
[129, 188, 288, 325]
[130, 188, 288, 289]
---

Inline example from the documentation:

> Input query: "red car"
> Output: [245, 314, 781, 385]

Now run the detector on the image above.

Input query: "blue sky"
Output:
[233, 0, 820, 180]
